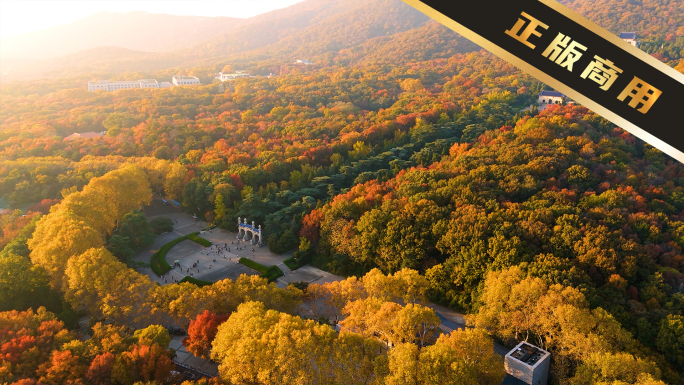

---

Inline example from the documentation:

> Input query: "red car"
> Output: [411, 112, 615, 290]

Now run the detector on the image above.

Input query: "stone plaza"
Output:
[134, 198, 292, 285]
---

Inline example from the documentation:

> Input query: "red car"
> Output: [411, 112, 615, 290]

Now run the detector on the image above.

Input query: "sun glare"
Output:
[0, 0, 305, 39]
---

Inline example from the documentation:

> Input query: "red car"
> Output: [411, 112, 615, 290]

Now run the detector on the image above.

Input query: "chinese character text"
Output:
[580, 56, 623, 91]
[542, 33, 587, 71]
[617, 76, 662, 114]
[505, 12, 549, 49]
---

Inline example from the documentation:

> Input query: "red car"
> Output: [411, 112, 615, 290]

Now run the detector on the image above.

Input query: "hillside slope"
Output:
[1, 0, 432, 82]
[2, 0, 681, 84]
[559, 0, 683, 37]
[3, 47, 181, 80]
[184, 0, 431, 66]
[0, 11, 245, 61]
[332, 21, 481, 66]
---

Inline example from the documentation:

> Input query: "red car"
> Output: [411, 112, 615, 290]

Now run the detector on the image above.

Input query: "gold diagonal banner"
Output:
[402, 0, 684, 163]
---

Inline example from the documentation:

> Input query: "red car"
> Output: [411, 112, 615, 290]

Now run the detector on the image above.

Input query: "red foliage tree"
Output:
[13, 379, 37, 385]
[119, 344, 173, 384]
[0, 335, 37, 364]
[86, 352, 115, 385]
[37, 350, 86, 385]
[26, 199, 61, 215]
[627, 286, 639, 301]
[0, 313, 70, 380]
[395, 113, 417, 128]
[299, 209, 325, 243]
[182, 310, 230, 359]
[229, 174, 245, 190]
[0, 211, 40, 249]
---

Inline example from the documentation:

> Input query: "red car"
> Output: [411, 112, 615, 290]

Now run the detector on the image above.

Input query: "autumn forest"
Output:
[0, 0, 683, 384]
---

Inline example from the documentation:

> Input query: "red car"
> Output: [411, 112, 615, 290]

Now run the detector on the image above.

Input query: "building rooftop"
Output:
[64, 131, 105, 141]
[88, 79, 151, 84]
[539, 90, 565, 97]
[172, 75, 199, 80]
[507, 342, 550, 367]
[509, 344, 544, 365]
[619, 32, 637, 40]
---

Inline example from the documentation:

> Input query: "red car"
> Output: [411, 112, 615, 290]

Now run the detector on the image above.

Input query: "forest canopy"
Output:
[0, 0, 683, 383]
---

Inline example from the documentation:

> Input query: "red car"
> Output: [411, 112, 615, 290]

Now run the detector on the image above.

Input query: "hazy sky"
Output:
[0, 0, 305, 39]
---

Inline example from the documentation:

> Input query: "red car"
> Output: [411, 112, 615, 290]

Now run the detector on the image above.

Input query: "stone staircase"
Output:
[276, 262, 291, 275]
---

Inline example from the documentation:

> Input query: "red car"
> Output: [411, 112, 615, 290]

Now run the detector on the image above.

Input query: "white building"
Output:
[88, 79, 160, 92]
[619, 32, 639, 47]
[139, 79, 160, 89]
[172, 76, 201, 86]
[537, 90, 565, 105]
[216, 71, 251, 82]
[504, 342, 551, 385]
[63, 131, 105, 141]
[89, 78, 198, 91]
[296, 59, 312, 65]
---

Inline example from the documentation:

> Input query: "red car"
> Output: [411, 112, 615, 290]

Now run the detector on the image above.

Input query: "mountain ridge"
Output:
[1, 0, 681, 84]
[0, 10, 245, 61]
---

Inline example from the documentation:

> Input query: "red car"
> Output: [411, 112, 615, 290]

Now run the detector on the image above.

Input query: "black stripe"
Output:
[417, 0, 684, 153]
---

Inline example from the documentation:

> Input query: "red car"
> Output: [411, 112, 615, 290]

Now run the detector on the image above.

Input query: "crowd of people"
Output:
[158, 235, 265, 285]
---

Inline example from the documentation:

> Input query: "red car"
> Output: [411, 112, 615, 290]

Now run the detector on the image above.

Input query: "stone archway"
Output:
[237, 217, 263, 246]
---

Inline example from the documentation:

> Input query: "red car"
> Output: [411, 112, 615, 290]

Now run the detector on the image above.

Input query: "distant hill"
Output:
[1, 0, 433, 82]
[184, 0, 431, 65]
[4, 47, 181, 80]
[0, 11, 245, 61]
[558, 0, 683, 37]
[1, 0, 681, 84]
[330, 21, 481, 66]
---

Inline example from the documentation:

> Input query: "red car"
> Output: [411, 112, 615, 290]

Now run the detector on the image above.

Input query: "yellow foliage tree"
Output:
[304, 283, 328, 320]
[28, 210, 103, 289]
[163, 162, 188, 200]
[391, 268, 430, 304]
[400, 78, 425, 92]
[64, 247, 156, 325]
[474, 266, 666, 383]
[362, 268, 395, 301]
[342, 297, 439, 348]
[323, 276, 366, 323]
[85, 165, 152, 225]
[153, 275, 302, 328]
[341, 297, 387, 337]
[331, 332, 386, 384]
[211, 301, 336, 385]
[29, 165, 152, 290]
[391, 303, 440, 347]
[571, 352, 665, 385]
[418, 329, 505, 385]
[386, 343, 420, 385]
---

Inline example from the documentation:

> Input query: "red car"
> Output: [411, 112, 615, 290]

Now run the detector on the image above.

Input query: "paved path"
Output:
[276, 265, 344, 287]
[133, 199, 291, 285]
[276, 262, 291, 275]
[137, 200, 470, 352]
[169, 335, 218, 377]
[426, 302, 466, 326]
[280, 265, 468, 332]
[132, 198, 207, 265]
